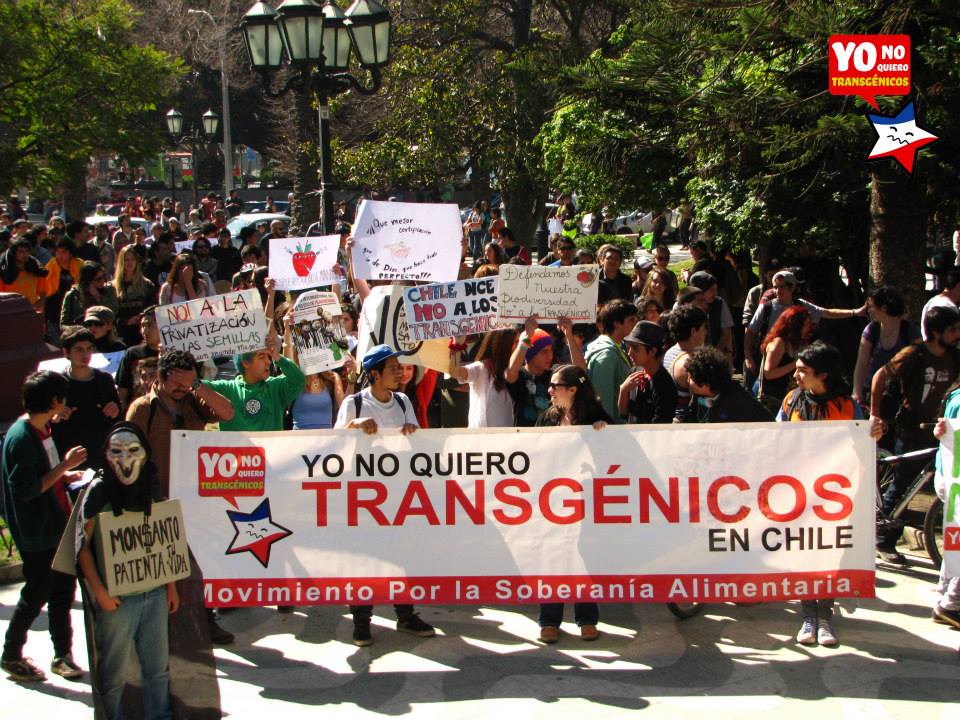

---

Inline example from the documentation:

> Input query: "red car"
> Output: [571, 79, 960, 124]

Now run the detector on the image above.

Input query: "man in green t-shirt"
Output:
[202, 345, 306, 432]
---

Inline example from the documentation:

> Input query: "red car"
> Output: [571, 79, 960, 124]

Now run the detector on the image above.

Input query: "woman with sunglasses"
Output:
[60, 261, 118, 328]
[534, 364, 609, 643]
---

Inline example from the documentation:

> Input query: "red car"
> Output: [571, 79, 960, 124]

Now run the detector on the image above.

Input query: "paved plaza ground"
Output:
[2, 551, 959, 720]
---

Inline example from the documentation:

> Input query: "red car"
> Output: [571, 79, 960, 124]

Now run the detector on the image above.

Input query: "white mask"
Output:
[106, 430, 147, 486]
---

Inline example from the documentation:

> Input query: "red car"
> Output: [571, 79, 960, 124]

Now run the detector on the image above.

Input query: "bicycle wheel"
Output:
[923, 495, 943, 569]
[875, 449, 896, 509]
[666, 602, 704, 620]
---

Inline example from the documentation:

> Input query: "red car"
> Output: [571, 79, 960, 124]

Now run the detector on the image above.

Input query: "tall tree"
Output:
[0, 0, 182, 215]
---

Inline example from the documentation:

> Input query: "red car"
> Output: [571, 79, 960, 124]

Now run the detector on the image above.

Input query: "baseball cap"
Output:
[361, 343, 402, 372]
[84, 305, 115, 325]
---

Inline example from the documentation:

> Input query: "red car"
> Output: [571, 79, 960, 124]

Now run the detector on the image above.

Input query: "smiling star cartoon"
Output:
[866, 100, 938, 174]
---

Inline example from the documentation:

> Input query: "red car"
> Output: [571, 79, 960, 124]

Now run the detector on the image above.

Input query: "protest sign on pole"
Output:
[290, 290, 348, 374]
[357, 285, 453, 373]
[171, 422, 876, 607]
[350, 200, 462, 281]
[498, 264, 600, 323]
[156, 289, 268, 362]
[94, 499, 192, 596]
[402, 277, 502, 341]
[269, 235, 341, 291]
[547, 218, 564, 237]
[939, 419, 960, 576]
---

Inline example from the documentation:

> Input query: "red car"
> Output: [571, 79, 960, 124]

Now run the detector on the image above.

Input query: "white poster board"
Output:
[39, 350, 124, 378]
[939, 419, 960, 576]
[269, 235, 340, 291]
[498, 264, 600, 323]
[94, 499, 192, 596]
[156, 289, 269, 361]
[357, 285, 453, 373]
[290, 290, 348, 374]
[350, 200, 462, 281]
[548, 218, 564, 237]
[174, 239, 194, 255]
[402, 277, 502, 340]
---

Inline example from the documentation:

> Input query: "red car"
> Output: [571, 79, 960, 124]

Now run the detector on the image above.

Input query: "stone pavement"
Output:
[2, 556, 958, 720]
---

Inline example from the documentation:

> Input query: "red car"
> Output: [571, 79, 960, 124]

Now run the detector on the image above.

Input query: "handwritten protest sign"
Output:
[357, 285, 453, 373]
[290, 290, 348, 374]
[269, 235, 341, 291]
[156, 289, 268, 362]
[39, 350, 124, 378]
[402, 277, 502, 341]
[498, 264, 600, 323]
[95, 499, 192, 596]
[350, 200, 461, 281]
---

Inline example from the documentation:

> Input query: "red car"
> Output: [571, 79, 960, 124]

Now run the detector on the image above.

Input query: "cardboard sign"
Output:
[351, 200, 462, 281]
[170, 422, 876, 607]
[290, 290, 348, 374]
[39, 350, 124, 378]
[498, 264, 600, 323]
[402, 277, 502, 340]
[156, 289, 268, 361]
[95, 499, 192, 596]
[356, 285, 453, 373]
[269, 235, 341, 291]
[939, 419, 960, 576]
[828, 34, 910, 109]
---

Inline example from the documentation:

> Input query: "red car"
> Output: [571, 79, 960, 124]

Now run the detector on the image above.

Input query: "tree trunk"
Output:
[500, 172, 546, 252]
[62, 158, 88, 221]
[287, 88, 320, 235]
[868, 166, 927, 318]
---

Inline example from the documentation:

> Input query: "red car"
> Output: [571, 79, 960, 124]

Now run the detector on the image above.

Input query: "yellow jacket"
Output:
[43, 256, 82, 296]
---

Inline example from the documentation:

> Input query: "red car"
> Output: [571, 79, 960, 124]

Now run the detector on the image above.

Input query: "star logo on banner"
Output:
[225, 498, 292, 568]
[866, 99, 938, 174]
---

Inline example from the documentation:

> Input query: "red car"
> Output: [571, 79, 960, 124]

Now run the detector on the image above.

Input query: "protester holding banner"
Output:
[663, 305, 708, 422]
[777, 341, 865, 647]
[334, 344, 437, 646]
[535, 364, 609, 643]
[76, 423, 178, 719]
[1, 371, 87, 683]
[686, 346, 772, 423]
[932, 391, 960, 628]
[449, 328, 518, 428]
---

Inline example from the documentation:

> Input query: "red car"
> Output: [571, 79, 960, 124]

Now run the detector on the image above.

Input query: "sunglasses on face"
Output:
[548, 382, 573, 389]
[84, 320, 105, 327]
[559, 246, 575, 252]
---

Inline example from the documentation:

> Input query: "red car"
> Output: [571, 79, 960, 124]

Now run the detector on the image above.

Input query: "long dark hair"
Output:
[474, 327, 518, 392]
[541, 364, 607, 425]
[796, 341, 849, 398]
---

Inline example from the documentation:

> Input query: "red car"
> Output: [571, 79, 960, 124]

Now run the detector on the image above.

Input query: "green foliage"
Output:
[0, 0, 182, 194]
[573, 233, 636, 259]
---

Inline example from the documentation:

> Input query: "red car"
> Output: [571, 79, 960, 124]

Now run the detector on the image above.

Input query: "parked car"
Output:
[244, 200, 290, 215]
[85, 215, 152, 234]
[225, 212, 291, 247]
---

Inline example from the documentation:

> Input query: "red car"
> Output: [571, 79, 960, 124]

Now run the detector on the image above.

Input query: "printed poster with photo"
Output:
[290, 290, 349, 375]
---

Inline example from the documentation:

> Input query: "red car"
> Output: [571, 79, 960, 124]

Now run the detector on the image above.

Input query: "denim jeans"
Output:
[800, 598, 834, 620]
[350, 604, 415, 624]
[468, 230, 485, 262]
[538, 603, 599, 628]
[2, 547, 75, 661]
[96, 586, 171, 720]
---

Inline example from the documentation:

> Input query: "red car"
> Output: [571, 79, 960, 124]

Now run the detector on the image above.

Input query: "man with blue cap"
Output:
[334, 343, 436, 645]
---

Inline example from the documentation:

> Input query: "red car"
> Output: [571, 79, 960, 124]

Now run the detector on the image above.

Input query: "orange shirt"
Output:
[43, 257, 82, 296]
[0, 272, 45, 304]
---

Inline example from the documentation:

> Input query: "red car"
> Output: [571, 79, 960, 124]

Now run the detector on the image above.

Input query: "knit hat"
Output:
[524, 329, 553, 362]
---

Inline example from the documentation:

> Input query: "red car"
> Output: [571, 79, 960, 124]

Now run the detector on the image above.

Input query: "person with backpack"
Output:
[334, 344, 437, 646]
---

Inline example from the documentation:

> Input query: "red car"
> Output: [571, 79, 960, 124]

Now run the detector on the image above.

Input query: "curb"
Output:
[0, 562, 24, 584]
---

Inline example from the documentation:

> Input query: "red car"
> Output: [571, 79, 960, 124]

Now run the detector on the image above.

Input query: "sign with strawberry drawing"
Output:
[269, 235, 341, 291]
[497, 264, 600, 323]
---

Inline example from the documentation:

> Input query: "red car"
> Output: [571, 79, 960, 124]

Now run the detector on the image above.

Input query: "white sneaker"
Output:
[796, 617, 817, 645]
[817, 619, 838, 647]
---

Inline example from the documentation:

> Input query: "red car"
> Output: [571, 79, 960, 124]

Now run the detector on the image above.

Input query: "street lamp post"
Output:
[165, 108, 220, 208]
[239, 0, 391, 234]
[188, 8, 234, 197]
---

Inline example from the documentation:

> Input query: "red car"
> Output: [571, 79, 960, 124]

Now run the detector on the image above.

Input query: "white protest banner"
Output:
[938, 419, 960, 576]
[269, 235, 340, 291]
[290, 290, 348, 374]
[39, 350, 124, 378]
[170, 422, 875, 607]
[548, 218, 564, 237]
[94, 499, 192, 596]
[174, 239, 194, 255]
[402, 277, 503, 341]
[498, 264, 600, 323]
[357, 285, 453, 373]
[156, 289, 268, 362]
[350, 199, 461, 281]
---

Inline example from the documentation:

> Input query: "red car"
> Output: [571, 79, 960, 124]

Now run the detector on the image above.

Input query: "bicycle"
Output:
[876, 445, 943, 567]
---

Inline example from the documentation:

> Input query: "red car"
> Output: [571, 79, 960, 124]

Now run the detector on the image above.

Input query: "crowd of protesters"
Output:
[1, 191, 959, 712]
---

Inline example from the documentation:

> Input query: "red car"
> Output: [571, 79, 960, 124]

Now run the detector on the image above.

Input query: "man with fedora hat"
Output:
[618, 320, 677, 424]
